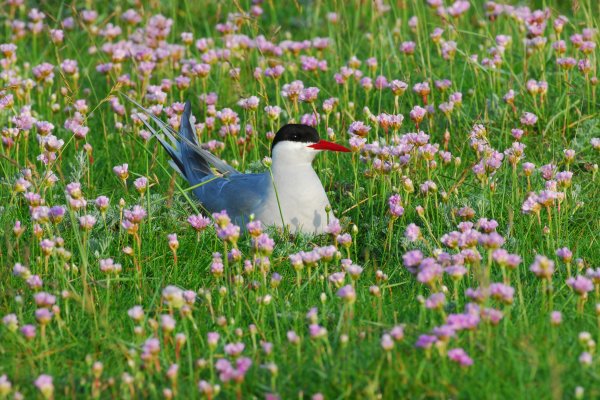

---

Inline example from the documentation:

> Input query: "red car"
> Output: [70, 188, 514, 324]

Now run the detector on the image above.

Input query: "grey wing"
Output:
[194, 173, 270, 222]
[125, 95, 240, 179]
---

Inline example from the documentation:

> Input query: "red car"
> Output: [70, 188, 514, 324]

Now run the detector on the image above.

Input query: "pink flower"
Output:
[120, 9, 141, 25]
[441, 41, 457, 59]
[400, 41, 416, 55]
[348, 121, 371, 137]
[405, 223, 421, 242]
[99, 258, 122, 274]
[281, 80, 304, 102]
[388, 194, 404, 218]
[2, 314, 18, 331]
[188, 214, 211, 231]
[556, 247, 573, 263]
[50, 29, 64, 44]
[20, 324, 36, 340]
[567, 276, 594, 296]
[237, 96, 260, 110]
[388, 80, 408, 96]
[336, 233, 352, 247]
[32, 62, 54, 83]
[34, 375, 54, 399]
[210, 253, 224, 277]
[402, 250, 423, 273]
[79, 215, 96, 230]
[35, 308, 53, 325]
[579, 352, 593, 366]
[95, 196, 109, 212]
[124, 205, 147, 223]
[415, 334, 437, 349]
[375, 75, 388, 90]
[254, 233, 275, 255]
[520, 112, 538, 126]
[336, 285, 356, 303]
[413, 82, 431, 97]
[224, 342, 245, 357]
[246, 220, 263, 237]
[489, 283, 514, 304]
[299, 87, 319, 103]
[215, 357, 252, 383]
[447, 348, 473, 367]
[530, 255, 555, 280]
[425, 292, 445, 309]
[409, 106, 427, 124]
[133, 177, 148, 193]
[113, 164, 129, 181]
[128, 306, 144, 322]
[264, 105, 281, 120]
[287, 330, 300, 344]
[198, 381, 218, 397]
[550, 311, 562, 326]
[381, 334, 394, 351]
[167, 234, 179, 251]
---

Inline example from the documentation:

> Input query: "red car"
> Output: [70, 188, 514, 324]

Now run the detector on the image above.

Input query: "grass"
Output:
[0, 0, 599, 398]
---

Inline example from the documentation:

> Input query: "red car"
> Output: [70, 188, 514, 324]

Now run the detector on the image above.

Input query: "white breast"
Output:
[255, 142, 332, 234]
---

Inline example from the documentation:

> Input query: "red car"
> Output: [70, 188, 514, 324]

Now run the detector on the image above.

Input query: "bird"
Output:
[132, 99, 350, 234]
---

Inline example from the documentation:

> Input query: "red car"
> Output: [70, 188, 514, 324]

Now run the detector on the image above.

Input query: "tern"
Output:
[135, 100, 350, 234]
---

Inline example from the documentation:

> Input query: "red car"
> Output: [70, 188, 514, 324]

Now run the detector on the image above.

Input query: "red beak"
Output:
[308, 140, 351, 152]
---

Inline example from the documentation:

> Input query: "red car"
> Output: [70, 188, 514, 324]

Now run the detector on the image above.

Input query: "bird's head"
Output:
[271, 124, 350, 166]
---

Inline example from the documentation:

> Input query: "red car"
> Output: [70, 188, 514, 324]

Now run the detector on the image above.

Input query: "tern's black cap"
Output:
[271, 124, 319, 151]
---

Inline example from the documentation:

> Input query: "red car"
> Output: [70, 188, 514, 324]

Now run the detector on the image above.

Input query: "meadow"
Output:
[0, 0, 599, 398]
